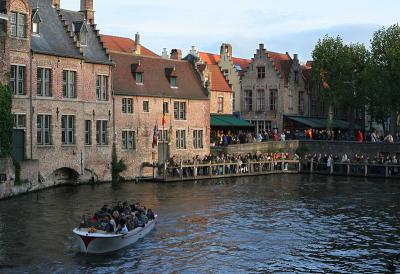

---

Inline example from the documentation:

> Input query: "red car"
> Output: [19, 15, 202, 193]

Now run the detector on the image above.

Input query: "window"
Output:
[193, 130, 203, 149]
[61, 115, 75, 145]
[13, 114, 26, 129]
[122, 98, 133, 113]
[122, 131, 135, 150]
[176, 130, 186, 149]
[244, 90, 252, 111]
[256, 89, 265, 111]
[170, 76, 177, 87]
[135, 72, 143, 84]
[143, 101, 149, 112]
[10, 12, 26, 38]
[32, 10, 41, 35]
[270, 89, 277, 111]
[96, 75, 108, 101]
[32, 21, 39, 34]
[298, 91, 305, 114]
[163, 102, 169, 114]
[85, 120, 92, 145]
[174, 101, 186, 120]
[311, 97, 317, 115]
[257, 66, 265, 79]
[217, 97, 224, 113]
[158, 129, 168, 143]
[10, 65, 25, 95]
[37, 68, 51, 96]
[37, 115, 52, 145]
[62, 70, 76, 98]
[96, 120, 108, 145]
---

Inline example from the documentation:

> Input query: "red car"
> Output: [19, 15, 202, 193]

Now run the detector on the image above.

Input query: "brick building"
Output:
[0, 0, 113, 183]
[102, 35, 210, 179]
[240, 43, 308, 134]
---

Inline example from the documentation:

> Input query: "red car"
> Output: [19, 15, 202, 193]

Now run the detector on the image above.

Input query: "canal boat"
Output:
[73, 215, 157, 254]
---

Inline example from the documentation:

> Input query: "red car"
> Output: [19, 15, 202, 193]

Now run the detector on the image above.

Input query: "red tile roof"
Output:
[208, 64, 231, 93]
[101, 35, 159, 57]
[266, 51, 293, 84]
[198, 52, 251, 71]
[110, 52, 207, 100]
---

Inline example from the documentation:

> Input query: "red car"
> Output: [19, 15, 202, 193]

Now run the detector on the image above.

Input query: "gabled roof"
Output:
[208, 64, 231, 93]
[26, 0, 111, 64]
[110, 52, 208, 100]
[266, 51, 293, 84]
[102, 35, 159, 57]
[198, 52, 251, 71]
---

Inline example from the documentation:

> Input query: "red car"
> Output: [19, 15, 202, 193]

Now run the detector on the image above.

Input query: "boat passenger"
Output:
[104, 215, 115, 233]
[117, 219, 129, 234]
[146, 209, 155, 220]
[114, 201, 124, 214]
[112, 211, 121, 224]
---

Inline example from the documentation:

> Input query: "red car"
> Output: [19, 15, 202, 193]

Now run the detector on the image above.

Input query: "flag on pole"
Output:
[152, 124, 159, 148]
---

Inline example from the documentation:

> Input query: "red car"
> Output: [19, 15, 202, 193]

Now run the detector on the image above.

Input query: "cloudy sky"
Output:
[63, 0, 399, 62]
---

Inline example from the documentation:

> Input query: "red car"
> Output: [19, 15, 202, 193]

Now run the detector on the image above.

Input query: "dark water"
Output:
[0, 175, 399, 274]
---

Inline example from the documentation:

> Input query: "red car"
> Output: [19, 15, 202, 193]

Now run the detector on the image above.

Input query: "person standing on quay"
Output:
[357, 130, 363, 142]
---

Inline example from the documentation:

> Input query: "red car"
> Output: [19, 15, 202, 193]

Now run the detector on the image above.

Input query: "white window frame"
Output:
[96, 120, 108, 145]
[193, 129, 203, 149]
[37, 114, 52, 145]
[176, 129, 186, 149]
[174, 101, 186, 120]
[61, 115, 75, 145]
[37, 67, 51, 97]
[62, 70, 76, 98]
[96, 75, 108, 101]
[122, 130, 136, 150]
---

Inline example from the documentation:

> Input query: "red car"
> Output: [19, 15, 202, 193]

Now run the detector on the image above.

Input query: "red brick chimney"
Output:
[80, 0, 94, 24]
[52, 0, 60, 9]
[170, 49, 182, 60]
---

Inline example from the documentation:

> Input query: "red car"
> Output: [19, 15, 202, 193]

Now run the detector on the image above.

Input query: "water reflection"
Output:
[0, 175, 399, 273]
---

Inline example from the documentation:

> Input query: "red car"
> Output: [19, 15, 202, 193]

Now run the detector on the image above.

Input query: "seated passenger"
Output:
[135, 212, 145, 227]
[117, 219, 128, 234]
[104, 215, 115, 233]
[146, 209, 155, 220]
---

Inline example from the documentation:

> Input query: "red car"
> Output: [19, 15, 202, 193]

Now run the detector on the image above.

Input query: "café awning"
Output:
[210, 114, 254, 128]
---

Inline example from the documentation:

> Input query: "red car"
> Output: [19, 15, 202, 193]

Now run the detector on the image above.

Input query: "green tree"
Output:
[0, 85, 13, 158]
[111, 142, 126, 183]
[370, 24, 400, 135]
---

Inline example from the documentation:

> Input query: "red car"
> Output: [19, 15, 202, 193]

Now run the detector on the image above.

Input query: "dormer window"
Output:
[73, 21, 88, 46]
[135, 72, 143, 84]
[32, 9, 42, 35]
[170, 76, 177, 87]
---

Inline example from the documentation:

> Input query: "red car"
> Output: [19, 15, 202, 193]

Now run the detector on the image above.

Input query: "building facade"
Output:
[103, 36, 210, 179]
[0, 0, 114, 182]
[240, 43, 309, 134]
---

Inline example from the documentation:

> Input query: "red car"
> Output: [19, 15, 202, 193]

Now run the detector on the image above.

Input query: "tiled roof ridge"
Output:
[89, 23, 111, 61]
[56, 8, 84, 56]
[109, 50, 191, 62]
[265, 51, 293, 84]
[101, 34, 159, 57]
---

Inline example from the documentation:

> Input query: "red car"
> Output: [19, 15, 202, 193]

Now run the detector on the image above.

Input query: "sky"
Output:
[62, 0, 400, 62]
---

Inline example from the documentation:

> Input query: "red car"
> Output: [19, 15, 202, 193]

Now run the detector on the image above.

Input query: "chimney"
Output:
[52, 0, 60, 9]
[189, 46, 199, 58]
[134, 32, 141, 55]
[170, 49, 182, 60]
[293, 54, 298, 60]
[162, 48, 169, 59]
[259, 43, 265, 50]
[80, 0, 94, 24]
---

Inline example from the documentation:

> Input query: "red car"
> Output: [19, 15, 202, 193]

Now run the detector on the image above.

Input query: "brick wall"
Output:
[115, 95, 210, 179]
[209, 91, 232, 114]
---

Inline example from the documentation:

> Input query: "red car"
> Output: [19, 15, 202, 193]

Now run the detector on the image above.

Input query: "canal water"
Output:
[0, 175, 399, 273]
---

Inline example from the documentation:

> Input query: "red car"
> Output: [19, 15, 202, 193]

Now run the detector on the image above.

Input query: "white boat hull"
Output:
[73, 216, 157, 254]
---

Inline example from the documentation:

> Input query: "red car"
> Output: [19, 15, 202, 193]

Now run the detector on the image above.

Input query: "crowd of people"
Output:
[211, 128, 399, 146]
[78, 201, 155, 234]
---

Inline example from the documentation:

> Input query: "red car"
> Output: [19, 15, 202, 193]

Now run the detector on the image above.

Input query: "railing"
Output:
[300, 160, 400, 178]
[153, 160, 301, 182]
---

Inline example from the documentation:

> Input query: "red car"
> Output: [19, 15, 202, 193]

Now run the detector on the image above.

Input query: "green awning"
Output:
[210, 114, 254, 128]
[285, 115, 361, 129]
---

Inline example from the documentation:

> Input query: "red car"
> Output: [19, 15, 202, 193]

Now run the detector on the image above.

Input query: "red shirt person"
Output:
[357, 130, 363, 142]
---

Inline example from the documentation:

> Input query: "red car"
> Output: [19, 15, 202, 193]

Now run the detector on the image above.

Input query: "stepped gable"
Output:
[266, 51, 293, 85]
[199, 51, 251, 71]
[111, 52, 208, 100]
[58, 8, 111, 64]
[28, 0, 82, 59]
[102, 35, 159, 57]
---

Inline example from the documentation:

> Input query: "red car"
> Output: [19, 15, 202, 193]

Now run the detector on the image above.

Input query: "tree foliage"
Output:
[111, 142, 127, 183]
[0, 85, 13, 158]
[369, 24, 400, 134]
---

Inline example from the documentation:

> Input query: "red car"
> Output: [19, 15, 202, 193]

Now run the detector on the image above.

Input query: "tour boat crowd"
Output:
[78, 202, 155, 234]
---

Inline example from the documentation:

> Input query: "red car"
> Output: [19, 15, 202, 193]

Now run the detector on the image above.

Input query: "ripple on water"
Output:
[0, 175, 399, 273]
